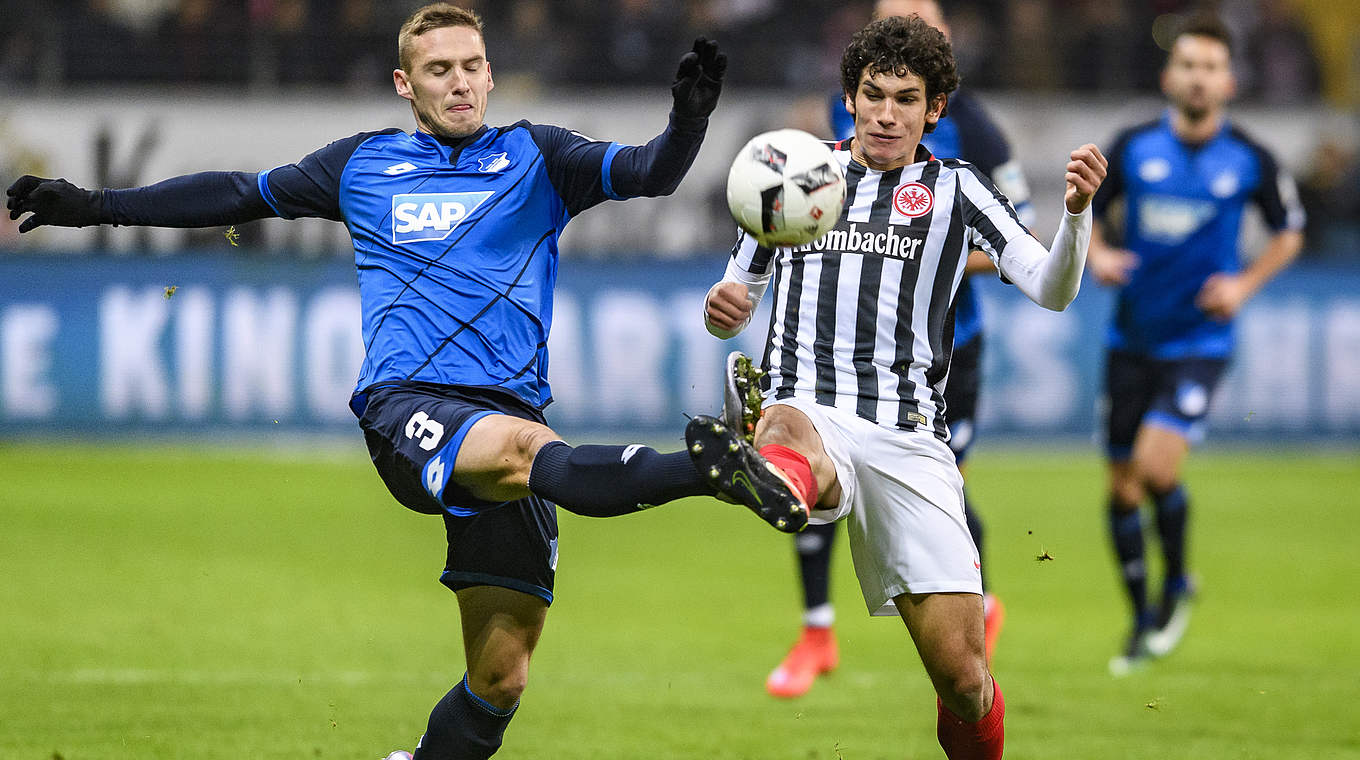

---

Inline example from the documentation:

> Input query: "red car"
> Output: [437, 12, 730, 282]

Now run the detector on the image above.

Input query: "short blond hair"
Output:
[398, 3, 484, 72]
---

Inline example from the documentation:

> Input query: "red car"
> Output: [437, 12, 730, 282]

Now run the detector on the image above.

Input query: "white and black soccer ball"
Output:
[726, 129, 847, 248]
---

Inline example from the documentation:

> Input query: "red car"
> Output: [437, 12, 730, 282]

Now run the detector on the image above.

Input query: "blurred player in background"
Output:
[764, 0, 1032, 700]
[705, 15, 1107, 758]
[6, 5, 810, 758]
[1087, 13, 1304, 676]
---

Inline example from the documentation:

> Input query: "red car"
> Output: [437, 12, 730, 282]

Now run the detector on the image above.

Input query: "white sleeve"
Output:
[997, 207, 1092, 311]
[704, 230, 775, 339]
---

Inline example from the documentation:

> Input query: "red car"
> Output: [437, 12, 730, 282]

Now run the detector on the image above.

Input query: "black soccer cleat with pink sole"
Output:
[685, 414, 808, 533]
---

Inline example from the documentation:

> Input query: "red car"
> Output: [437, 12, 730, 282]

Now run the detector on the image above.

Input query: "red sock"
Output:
[937, 679, 1004, 760]
[758, 444, 818, 506]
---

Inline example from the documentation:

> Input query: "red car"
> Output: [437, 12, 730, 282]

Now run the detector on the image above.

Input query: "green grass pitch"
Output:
[2, 441, 1357, 759]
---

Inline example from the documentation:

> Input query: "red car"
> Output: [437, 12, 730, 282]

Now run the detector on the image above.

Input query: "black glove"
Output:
[671, 36, 727, 119]
[6, 175, 103, 232]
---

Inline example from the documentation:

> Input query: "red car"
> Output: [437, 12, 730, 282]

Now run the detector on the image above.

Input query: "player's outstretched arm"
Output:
[671, 36, 727, 122]
[998, 144, 1108, 311]
[604, 37, 727, 199]
[7, 171, 273, 232]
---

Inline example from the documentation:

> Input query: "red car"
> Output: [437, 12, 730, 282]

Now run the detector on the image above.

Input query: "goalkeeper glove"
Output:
[6, 175, 103, 232]
[671, 37, 727, 119]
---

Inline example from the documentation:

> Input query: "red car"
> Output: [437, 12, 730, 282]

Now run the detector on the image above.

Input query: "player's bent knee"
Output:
[937, 665, 991, 721]
[1140, 465, 1180, 496]
[467, 666, 529, 710]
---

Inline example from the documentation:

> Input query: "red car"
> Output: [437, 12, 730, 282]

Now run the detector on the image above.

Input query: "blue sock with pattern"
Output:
[1108, 500, 1150, 628]
[1152, 483, 1189, 587]
[411, 675, 516, 760]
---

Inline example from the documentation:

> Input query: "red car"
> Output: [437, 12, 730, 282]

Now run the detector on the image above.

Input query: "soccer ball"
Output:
[726, 129, 847, 248]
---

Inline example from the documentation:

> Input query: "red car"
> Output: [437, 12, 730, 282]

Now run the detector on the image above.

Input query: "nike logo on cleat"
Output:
[730, 470, 762, 505]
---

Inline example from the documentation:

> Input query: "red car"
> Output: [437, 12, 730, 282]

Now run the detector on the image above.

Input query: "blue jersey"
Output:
[240, 118, 705, 413]
[830, 90, 1032, 346]
[1091, 112, 1305, 359]
[100, 116, 704, 414]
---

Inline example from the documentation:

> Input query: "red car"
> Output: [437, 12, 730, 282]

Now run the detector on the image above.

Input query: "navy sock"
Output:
[1108, 499, 1150, 627]
[963, 488, 986, 590]
[1152, 483, 1189, 587]
[527, 441, 711, 517]
[411, 675, 516, 760]
[796, 521, 837, 611]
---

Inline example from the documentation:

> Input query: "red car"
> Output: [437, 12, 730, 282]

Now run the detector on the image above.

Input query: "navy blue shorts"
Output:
[943, 335, 982, 464]
[356, 382, 558, 604]
[1103, 350, 1229, 461]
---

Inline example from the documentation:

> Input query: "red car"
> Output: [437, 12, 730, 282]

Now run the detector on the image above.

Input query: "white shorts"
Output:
[768, 397, 982, 616]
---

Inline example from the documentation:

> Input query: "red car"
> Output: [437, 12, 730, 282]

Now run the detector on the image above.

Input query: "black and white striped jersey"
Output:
[729, 141, 1034, 440]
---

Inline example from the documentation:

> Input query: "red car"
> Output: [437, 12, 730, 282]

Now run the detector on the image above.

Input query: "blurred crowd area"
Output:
[0, 0, 1344, 101]
[1, 0, 1356, 259]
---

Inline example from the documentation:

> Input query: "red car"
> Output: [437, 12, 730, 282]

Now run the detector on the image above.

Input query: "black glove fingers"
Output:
[7, 174, 42, 197]
[707, 50, 728, 82]
[697, 38, 718, 68]
[675, 50, 699, 80]
[672, 37, 724, 119]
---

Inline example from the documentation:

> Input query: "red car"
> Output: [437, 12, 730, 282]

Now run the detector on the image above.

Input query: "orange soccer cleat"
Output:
[765, 626, 839, 698]
[983, 592, 1006, 661]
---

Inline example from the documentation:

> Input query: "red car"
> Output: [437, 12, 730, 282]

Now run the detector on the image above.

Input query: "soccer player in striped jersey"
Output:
[7, 5, 808, 758]
[704, 15, 1106, 759]
[765, 0, 1030, 699]
[1087, 14, 1304, 676]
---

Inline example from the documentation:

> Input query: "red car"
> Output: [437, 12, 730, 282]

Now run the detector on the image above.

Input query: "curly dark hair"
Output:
[840, 15, 959, 132]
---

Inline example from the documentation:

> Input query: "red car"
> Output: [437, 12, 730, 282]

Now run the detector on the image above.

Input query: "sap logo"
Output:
[1137, 195, 1216, 245]
[392, 191, 494, 244]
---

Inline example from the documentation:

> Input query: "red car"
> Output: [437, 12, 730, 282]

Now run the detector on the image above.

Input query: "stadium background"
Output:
[1, 3, 1358, 759]
[2, 0, 1358, 441]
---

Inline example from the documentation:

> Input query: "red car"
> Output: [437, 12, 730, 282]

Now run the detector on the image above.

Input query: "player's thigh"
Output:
[1133, 356, 1227, 490]
[895, 591, 989, 709]
[756, 401, 841, 505]
[1130, 425, 1191, 492]
[1103, 350, 1157, 463]
[358, 385, 554, 512]
[454, 413, 561, 502]
[846, 430, 978, 615]
[456, 584, 550, 705]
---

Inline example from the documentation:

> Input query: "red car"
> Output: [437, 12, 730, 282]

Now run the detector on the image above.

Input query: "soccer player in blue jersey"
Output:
[1087, 13, 1304, 675]
[6, 5, 809, 758]
[763, 0, 1031, 699]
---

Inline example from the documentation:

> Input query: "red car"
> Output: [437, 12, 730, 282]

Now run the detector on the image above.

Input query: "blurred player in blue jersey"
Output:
[764, 0, 1032, 699]
[1087, 13, 1304, 676]
[6, 4, 811, 758]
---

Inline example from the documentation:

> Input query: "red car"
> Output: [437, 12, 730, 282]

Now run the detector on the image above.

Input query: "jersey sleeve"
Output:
[257, 129, 400, 221]
[101, 171, 274, 227]
[528, 114, 707, 217]
[728, 228, 777, 281]
[954, 162, 1035, 269]
[1248, 142, 1306, 232]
